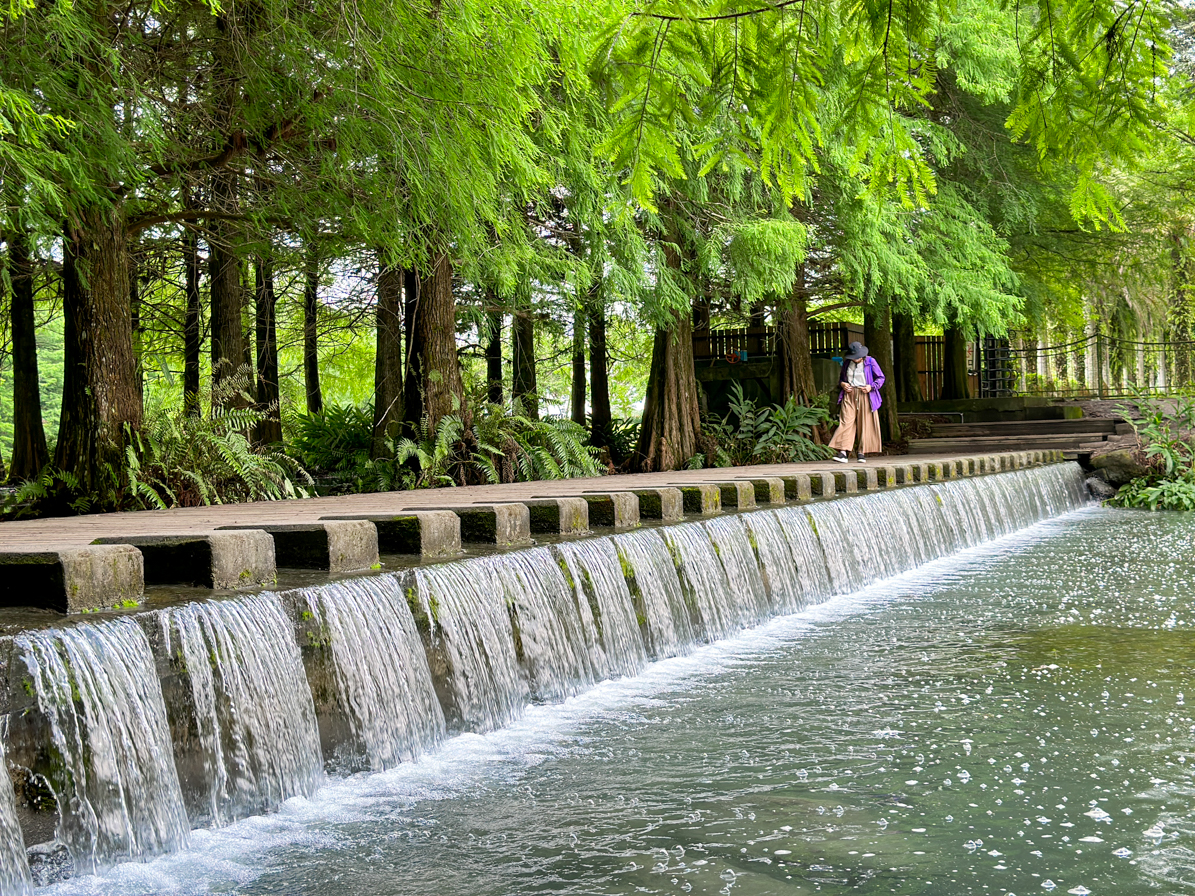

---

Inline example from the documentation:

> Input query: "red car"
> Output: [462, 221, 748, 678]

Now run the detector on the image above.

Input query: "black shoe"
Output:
[833, 451, 849, 464]
[857, 454, 867, 463]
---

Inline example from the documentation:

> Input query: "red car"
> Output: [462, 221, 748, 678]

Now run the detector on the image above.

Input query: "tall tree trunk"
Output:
[208, 172, 246, 405]
[254, 252, 282, 444]
[406, 251, 465, 430]
[402, 268, 422, 428]
[55, 205, 142, 491]
[571, 308, 587, 426]
[485, 308, 503, 405]
[588, 285, 613, 453]
[183, 227, 202, 416]
[129, 259, 144, 405]
[892, 311, 923, 403]
[241, 264, 255, 390]
[942, 325, 972, 400]
[636, 314, 702, 472]
[303, 241, 323, 414]
[864, 304, 900, 443]
[372, 259, 404, 458]
[777, 260, 818, 404]
[512, 311, 538, 419]
[7, 227, 50, 479]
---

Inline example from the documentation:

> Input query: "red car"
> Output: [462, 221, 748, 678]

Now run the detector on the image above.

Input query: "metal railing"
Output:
[1008, 333, 1195, 399]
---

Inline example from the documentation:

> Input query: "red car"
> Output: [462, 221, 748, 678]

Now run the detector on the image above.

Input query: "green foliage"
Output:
[1109, 392, 1195, 512]
[471, 405, 604, 484]
[290, 404, 374, 475]
[698, 382, 831, 468]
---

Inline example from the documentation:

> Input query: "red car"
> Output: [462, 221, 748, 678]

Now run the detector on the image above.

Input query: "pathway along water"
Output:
[0, 463, 1142, 894]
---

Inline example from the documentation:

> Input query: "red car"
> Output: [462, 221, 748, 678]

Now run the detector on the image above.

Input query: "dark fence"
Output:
[692, 326, 776, 361]
[1009, 333, 1195, 399]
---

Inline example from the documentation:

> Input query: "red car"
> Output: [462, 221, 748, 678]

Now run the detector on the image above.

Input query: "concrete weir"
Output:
[0, 450, 1068, 614]
[0, 452, 1087, 886]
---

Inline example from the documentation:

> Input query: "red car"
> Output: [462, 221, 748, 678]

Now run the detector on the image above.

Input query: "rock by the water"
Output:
[1085, 476, 1117, 500]
[1090, 449, 1147, 486]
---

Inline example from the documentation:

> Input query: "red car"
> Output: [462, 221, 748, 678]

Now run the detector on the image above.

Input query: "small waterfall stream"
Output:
[0, 463, 1090, 886]
[554, 539, 647, 680]
[160, 595, 324, 827]
[298, 577, 445, 772]
[0, 734, 32, 896]
[411, 562, 526, 732]
[13, 619, 190, 875]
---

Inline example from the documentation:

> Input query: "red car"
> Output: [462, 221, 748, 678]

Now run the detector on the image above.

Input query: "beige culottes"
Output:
[829, 390, 882, 455]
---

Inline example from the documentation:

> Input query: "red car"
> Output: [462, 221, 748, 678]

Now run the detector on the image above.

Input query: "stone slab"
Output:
[677, 484, 721, 515]
[0, 546, 143, 613]
[93, 531, 275, 589]
[859, 468, 879, 490]
[617, 488, 684, 521]
[321, 510, 462, 558]
[738, 477, 786, 505]
[439, 504, 532, 546]
[808, 471, 836, 498]
[717, 481, 757, 510]
[582, 493, 640, 529]
[874, 465, 898, 488]
[780, 474, 813, 502]
[218, 521, 379, 574]
[522, 498, 590, 535]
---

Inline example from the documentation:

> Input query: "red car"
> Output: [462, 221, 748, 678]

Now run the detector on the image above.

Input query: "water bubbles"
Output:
[796, 769, 808, 779]
[1112, 847, 1132, 857]
[720, 868, 737, 881]
[1083, 807, 1111, 823]
[1143, 822, 1165, 839]
[1036, 816, 1051, 825]
[958, 770, 972, 783]
[1066, 887, 1091, 895]
[1041, 880, 1057, 890]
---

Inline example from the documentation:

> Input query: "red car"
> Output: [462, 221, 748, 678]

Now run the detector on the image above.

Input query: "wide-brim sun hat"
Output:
[843, 341, 869, 361]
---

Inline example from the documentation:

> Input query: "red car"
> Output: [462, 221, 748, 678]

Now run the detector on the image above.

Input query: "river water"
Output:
[37, 504, 1195, 896]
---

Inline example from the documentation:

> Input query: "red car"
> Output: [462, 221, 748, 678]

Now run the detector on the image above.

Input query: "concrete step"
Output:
[908, 433, 1110, 453]
[927, 419, 1120, 438]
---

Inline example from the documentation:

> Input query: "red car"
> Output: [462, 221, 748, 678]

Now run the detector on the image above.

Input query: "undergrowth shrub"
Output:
[692, 383, 832, 468]
[1108, 390, 1195, 511]
[290, 404, 374, 474]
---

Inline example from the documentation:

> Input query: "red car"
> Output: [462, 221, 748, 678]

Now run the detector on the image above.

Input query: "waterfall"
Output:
[412, 562, 527, 732]
[0, 462, 1090, 884]
[553, 539, 647, 680]
[611, 529, 696, 659]
[492, 548, 598, 702]
[0, 734, 32, 895]
[299, 577, 445, 772]
[160, 594, 323, 828]
[14, 619, 189, 875]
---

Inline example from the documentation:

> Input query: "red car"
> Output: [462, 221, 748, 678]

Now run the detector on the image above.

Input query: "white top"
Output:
[847, 360, 867, 388]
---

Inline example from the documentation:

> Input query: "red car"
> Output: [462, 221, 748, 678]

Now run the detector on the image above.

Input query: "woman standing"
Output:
[830, 341, 885, 463]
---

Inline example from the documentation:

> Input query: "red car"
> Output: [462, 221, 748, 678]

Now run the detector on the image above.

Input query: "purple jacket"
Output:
[838, 356, 886, 411]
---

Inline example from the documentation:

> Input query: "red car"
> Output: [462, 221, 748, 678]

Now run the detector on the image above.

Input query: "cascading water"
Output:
[0, 734, 32, 895]
[611, 529, 696, 659]
[160, 594, 323, 827]
[492, 548, 598, 701]
[298, 577, 445, 772]
[553, 539, 647, 681]
[14, 618, 190, 875]
[1, 462, 1091, 891]
[411, 562, 527, 732]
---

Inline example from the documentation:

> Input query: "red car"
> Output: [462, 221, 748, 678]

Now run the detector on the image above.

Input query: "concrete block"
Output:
[583, 493, 640, 529]
[522, 498, 590, 535]
[219, 521, 379, 573]
[781, 474, 813, 502]
[892, 464, 914, 485]
[442, 504, 532, 546]
[0, 546, 143, 613]
[740, 477, 786, 504]
[321, 511, 461, 558]
[809, 471, 836, 498]
[830, 470, 857, 494]
[926, 461, 946, 481]
[909, 462, 929, 483]
[717, 481, 757, 509]
[678, 484, 721, 515]
[859, 467, 879, 490]
[93, 531, 275, 589]
[620, 488, 684, 521]
[874, 465, 898, 488]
